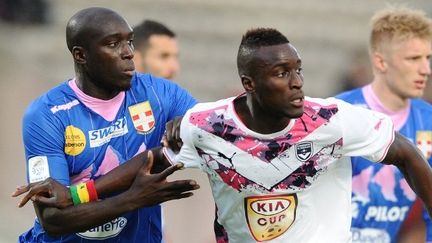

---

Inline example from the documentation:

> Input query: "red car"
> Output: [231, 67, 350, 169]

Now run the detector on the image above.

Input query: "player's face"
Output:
[250, 43, 304, 118]
[382, 37, 431, 99]
[134, 35, 179, 80]
[84, 14, 135, 94]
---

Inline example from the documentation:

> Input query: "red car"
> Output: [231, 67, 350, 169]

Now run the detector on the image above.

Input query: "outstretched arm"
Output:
[14, 148, 172, 208]
[382, 132, 432, 216]
[13, 151, 198, 236]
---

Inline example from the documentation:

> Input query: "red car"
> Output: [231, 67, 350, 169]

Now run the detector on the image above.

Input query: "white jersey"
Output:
[176, 96, 394, 243]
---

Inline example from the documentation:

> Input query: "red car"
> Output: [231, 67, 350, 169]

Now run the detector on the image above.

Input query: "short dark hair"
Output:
[66, 7, 121, 52]
[237, 28, 289, 76]
[133, 20, 176, 50]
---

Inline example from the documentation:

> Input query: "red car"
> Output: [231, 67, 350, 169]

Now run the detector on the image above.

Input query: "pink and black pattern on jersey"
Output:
[189, 100, 341, 192]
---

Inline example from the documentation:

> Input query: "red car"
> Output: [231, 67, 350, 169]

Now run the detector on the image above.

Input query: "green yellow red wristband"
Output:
[69, 180, 99, 205]
[86, 180, 98, 201]
[70, 185, 81, 205]
[76, 182, 90, 203]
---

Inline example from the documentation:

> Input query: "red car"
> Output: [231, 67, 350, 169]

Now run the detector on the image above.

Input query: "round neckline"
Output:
[228, 94, 296, 139]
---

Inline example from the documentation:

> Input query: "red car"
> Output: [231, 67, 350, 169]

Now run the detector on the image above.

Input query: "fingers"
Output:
[173, 118, 183, 150]
[11, 185, 30, 197]
[173, 117, 181, 142]
[154, 181, 199, 205]
[18, 183, 51, 208]
[143, 150, 154, 174]
[165, 179, 200, 191]
[160, 133, 168, 147]
[159, 178, 200, 194]
[32, 195, 62, 208]
[157, 163, 185, 180]
[164, 117, 183, 152]
[165, 120, 174, 143]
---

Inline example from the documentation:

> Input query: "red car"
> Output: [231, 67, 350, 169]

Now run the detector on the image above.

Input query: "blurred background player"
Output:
[336, 6, 432, 243]
[133, 19, 179, 80]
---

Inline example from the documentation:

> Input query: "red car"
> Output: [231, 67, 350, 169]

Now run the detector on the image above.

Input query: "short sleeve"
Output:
[337, 99, 395, 162]
[23, 103, 70, 185]
[164, 80, 197, 120]
[175, 109, 203, 168]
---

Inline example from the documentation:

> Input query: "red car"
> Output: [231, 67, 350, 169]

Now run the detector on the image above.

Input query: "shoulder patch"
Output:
[28, 156, 50, 183]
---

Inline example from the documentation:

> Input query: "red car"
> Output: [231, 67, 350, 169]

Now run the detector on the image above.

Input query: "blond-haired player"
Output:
[337, 6, 432, 242]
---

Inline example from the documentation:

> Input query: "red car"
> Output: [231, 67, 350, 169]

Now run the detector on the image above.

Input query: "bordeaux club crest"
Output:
[295, 141, 313, 162]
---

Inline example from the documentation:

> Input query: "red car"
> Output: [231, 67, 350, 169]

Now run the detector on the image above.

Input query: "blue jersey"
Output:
[337, 87, 432, 243]
[20, 73, 197, 243]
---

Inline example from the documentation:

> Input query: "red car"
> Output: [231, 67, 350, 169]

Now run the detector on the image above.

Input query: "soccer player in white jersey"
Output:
[14, 28, 432, 243]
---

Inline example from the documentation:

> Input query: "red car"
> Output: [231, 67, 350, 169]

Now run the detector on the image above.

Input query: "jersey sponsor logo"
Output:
[88, 117, 128, 148]
[64, 125, 86, 156]
[128, 101, 155, 134]
[416, 131, 432, 159]
[245, 194, 297, 242]
[362, 205, 409, 222]
[295, 141, 313, 161]
[28, 156, 50, 183]
[50, 99, 79, 114]
[77, 217, 127, 240]
[351, 228, 390, 243]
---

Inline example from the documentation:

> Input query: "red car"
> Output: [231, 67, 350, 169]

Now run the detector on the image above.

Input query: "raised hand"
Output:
[13, 151, 199, 210]
[124, 150, 199, 209]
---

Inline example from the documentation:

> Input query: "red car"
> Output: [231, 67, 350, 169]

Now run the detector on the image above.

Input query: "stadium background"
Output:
[1, 0, 431, 242]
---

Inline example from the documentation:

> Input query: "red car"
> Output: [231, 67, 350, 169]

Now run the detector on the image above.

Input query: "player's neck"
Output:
[371, 80, 410, 112]
[234, 96, 291, 134]
[75, 73, 120, 100]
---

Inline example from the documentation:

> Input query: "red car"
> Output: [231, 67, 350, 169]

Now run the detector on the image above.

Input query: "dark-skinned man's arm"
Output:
[382, 132, 432, 216]
[13, 117, 183, 209]
[14, 150, 197, 236]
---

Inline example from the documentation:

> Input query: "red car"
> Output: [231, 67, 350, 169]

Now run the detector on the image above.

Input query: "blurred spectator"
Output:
[336, 47, 373, 93]
[0, 0, 49, 24]
[133, 19, 179, 80]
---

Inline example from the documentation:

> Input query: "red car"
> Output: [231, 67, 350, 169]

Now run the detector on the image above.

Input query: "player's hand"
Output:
[126, 151, 199, 208]
[162, 116, 183, 152]
[12, 177, 73, 209]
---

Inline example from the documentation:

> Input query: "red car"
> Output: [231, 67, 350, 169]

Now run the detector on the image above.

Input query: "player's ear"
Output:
[372, 51, 387, 73]
[241, 74, 255, 93]
[72, 46, 86, 64]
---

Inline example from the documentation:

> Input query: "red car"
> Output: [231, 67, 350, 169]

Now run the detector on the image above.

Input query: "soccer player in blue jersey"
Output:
[336, 6, 432, 243]
[16, 7, 199, 243]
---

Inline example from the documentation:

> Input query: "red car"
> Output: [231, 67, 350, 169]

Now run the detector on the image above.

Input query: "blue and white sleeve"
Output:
[23, 103, 70, 185]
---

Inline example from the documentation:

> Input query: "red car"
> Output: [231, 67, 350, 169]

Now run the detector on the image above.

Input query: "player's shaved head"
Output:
[66, 7, 127, 52]
[237, 28, 290, 77]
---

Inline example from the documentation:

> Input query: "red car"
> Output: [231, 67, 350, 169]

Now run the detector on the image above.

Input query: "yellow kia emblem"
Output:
[245, 194, 297, 241]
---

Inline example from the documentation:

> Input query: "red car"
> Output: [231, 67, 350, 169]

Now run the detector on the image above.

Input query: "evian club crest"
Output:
[128, 101, 155, 134]
[295, 141, 313, 162]
[416, 131, 432, 159]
